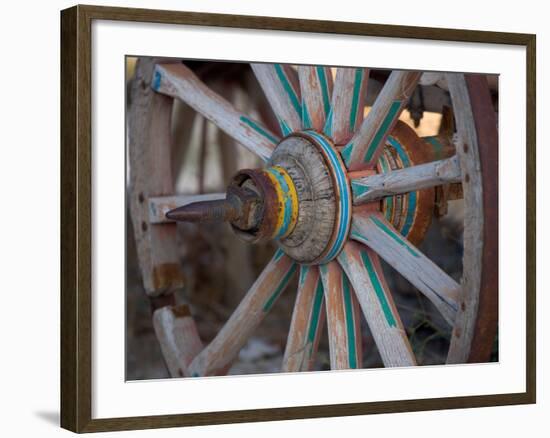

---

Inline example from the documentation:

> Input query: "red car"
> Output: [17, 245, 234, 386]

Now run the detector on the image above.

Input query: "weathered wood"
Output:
[319, 261, 362, 370]
[338, 242, 416, 367]
[423, 133, 457, 161]
[251, 63, 302, 134]
[152, 304, 203, 377]
[128, 58, 185, 296]
[153, 63, 278, 161]
[269, 134, 338, 263]
[148, 193, 226, 224]
[462, 74, 499, 363]
[342, 71, 422, 170]
[351, 212, 459, 325]
[298, 66, 333, 131]
[324, 67, 368, 144]
[351, 155, 462, 204]
[170, 98, 198, 179]
[377, 121, 437, 247]
[282, 266, 325, 372]
[419, 72, 448, 89]
[445, 73, 485, 364]
[188, 250, 297, 376]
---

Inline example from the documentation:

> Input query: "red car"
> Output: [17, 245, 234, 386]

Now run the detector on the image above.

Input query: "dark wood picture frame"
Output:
[61, 4, 536, 433]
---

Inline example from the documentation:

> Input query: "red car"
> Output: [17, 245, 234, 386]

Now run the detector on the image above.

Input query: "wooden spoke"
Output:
[351, 212, 459, 325]
[153, 63, 278, 161]
[188, 250, 297, 376]
[251, 63, 303, 135]
[342, 71, 422, 170]
[319, 262, 362, 370]
[282, 266, 326, 372]
[324, 67, 369, 145]
[148, 193, 226, 224]
[338, 242, 416, 367]
[152, 304, 203, 377]
[298, 66, 334, 131]
[351, 155, 462, 204]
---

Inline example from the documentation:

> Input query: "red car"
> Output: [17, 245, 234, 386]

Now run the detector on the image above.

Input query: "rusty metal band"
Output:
[230, 169, 279, 242]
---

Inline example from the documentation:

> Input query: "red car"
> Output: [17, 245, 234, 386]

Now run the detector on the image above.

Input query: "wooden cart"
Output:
[127, 59, 498, 377]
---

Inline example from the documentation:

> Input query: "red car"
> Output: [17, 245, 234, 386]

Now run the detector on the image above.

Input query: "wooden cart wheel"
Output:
[129, 60, 498, 377]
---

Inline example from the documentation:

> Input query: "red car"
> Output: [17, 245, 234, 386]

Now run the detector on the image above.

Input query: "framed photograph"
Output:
[60, 4, 536, 432]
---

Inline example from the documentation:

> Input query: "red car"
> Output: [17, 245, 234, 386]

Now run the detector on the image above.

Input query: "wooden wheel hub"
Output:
[229, 131, 352, 265]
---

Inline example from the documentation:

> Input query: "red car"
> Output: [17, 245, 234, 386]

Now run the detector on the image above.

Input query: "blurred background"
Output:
[126, 58, 498, 380]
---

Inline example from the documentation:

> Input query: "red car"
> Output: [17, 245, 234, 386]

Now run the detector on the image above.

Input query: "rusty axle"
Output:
[166, 199, 240, 223]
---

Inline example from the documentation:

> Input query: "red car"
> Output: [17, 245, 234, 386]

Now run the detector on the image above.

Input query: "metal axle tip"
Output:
[165, 199, 239, 223]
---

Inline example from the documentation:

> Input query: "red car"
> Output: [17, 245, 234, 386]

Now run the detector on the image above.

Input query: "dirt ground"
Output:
[126, 199, 490, 380]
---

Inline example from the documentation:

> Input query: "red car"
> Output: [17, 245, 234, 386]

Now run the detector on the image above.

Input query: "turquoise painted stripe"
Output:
[273, 248, 286, 262]
[239, 116, 279, 146]
[342, 274, 358, 368]
[302, 102, 313, 128]
[350, 229, 367, 242]
[371, 215, 419, 258]
[349, 68, 363, 132]
[304, 131, 351, 262]
[316, 66, 332, 116]
[266, 167, 294, 238]
[360, 250, 397, 327]
[340, 142, 353, 164]
[424, 136, 444, 160]
[263, 263, 297, 312]
[279, 119, 292, 136]
[152, 70, 162, 91]
[362, 100, 402, 163]
[323, 108, 334, 136]
[351, 180, 370, 199]
[387, 136, 416, 236]
[299, 265, 310, 288]
[274, 64, 302, 117]
[378, 153, 394, 222]
[307, 279, 324, 344]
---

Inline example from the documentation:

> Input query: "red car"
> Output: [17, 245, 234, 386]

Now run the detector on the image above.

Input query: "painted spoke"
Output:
[351, 155, 462, 204]
[251, 63, 303, 134]
[152, 63, 277, 161]
[148, 193, 226, 224]
[188, 250, 297, 376]
[324, 67, 369, 144]
[342, 71, 422, 170]
[319, 261, 362, 370]
[298, 66, 334, 131]
[282, 266, 325, 372]
[351, 212, 459, 325]
[338, 242, 416, 367]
